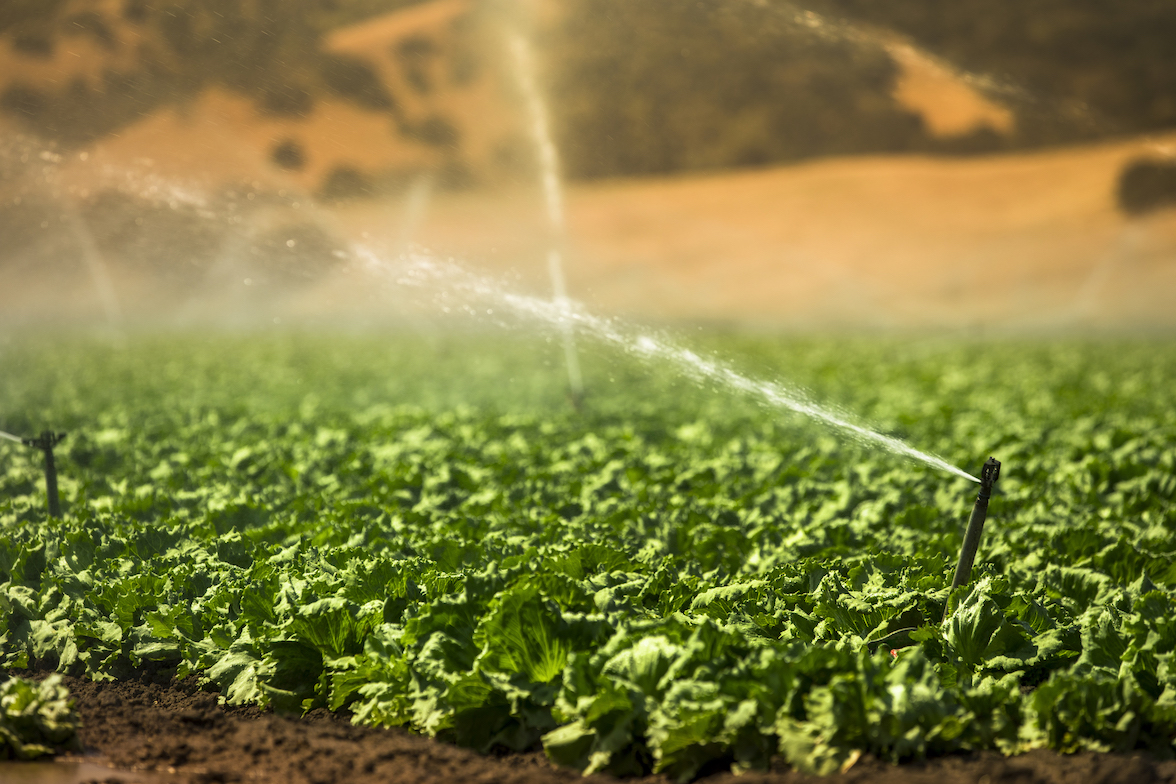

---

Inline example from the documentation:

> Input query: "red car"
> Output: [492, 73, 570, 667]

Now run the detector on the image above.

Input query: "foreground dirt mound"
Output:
[11, 672, 1174, 784]
[53, 674, 597, 784]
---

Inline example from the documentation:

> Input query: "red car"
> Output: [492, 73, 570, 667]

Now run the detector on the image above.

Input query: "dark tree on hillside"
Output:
[815, 0, 1176, 139]
[0, 0, 423, 146]
[543, 0, 929, 178]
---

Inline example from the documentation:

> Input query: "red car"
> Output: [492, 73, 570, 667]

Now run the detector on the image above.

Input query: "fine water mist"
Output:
[508, 29, 584, 400]
[3, 1, 1174, 331]
[0, 121, 979, 482]
[359, 246, 979, 483]
[2, 0, 1173, 481]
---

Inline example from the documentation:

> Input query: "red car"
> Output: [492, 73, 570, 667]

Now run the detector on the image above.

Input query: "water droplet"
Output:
[244, 278, 253, 286]
[286, 239, 296, 248]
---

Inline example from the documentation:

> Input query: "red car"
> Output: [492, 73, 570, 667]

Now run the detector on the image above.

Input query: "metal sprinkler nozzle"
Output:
[944, 457, 1000, 620]
[21, 431, 67, 518]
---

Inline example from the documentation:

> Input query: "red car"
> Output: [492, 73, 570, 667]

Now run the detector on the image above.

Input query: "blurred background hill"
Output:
[3, 0, 1175, 182]
[0, 0, 1174, 329]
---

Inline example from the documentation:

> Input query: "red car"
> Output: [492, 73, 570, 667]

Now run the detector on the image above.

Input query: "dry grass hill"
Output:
[0, 0, 1174, 329]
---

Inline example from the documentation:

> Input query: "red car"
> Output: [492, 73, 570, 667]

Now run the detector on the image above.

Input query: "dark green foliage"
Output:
[1, 333, 1175, 777]
[817, 0, 1176, 139]
[1118, 158, 1176, 216]
[0, 0, 428, 145]
[545, 0, 924, 178]
[543, 0, 1176, 178]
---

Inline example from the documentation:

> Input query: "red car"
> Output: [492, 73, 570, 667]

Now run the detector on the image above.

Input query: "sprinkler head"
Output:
[978, 456, 1000, 496]
[22, 431, 67, 451]
[944, 455, 1002, 614]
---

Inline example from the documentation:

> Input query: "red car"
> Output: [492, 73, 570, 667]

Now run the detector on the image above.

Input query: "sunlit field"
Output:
[3, 331, 1175, 775]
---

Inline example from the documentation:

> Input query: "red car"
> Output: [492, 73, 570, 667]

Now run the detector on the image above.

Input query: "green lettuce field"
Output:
[2, 332, 1175, 777]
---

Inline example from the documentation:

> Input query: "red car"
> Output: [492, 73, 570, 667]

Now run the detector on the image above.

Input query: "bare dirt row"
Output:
[8, 670, 1175, 784]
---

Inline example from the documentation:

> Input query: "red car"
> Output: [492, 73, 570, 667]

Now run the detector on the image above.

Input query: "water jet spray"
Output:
[370, 250, 978, 481]
[1, 429, 67, 518]
[944, 456, 1001, 618]
[508, 30, 585, 408]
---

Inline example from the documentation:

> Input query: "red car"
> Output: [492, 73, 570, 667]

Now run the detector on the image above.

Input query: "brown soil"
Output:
[7, 671, 1176, 784]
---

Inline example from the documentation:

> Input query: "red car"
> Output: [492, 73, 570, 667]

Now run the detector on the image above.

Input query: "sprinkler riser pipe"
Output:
[945, 457, 1001, 618]
[43, 445, 61, 518]
[949, 488, 991, 592]
[21, 431, 66, 519]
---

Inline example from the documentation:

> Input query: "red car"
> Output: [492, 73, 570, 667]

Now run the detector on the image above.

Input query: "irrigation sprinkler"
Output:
[944, 457, 1001, 619]
[1, 429, 67, 518]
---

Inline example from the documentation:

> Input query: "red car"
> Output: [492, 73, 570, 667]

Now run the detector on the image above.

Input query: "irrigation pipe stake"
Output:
[2, 430, 67, 518]
[944, 457, 1001, 621]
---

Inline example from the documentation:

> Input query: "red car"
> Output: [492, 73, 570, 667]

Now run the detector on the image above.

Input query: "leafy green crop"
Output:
[1, 332, 1175, 777]
[0, 674, 81, 759]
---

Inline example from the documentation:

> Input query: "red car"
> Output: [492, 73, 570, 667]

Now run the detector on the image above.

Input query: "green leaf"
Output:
[207, 642, 269, 705]
[945, 579, 1031, 670]
[475, 580, 603, 684]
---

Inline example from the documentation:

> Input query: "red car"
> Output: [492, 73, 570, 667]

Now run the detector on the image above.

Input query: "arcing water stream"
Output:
[491, 9, 980, 481]
[0, 10, 1011, 485]
[769, 0, 1108, 134]
[508, 31, 584, 401]
[0, 131, 978, 484]
[360, 247, 980, 484]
